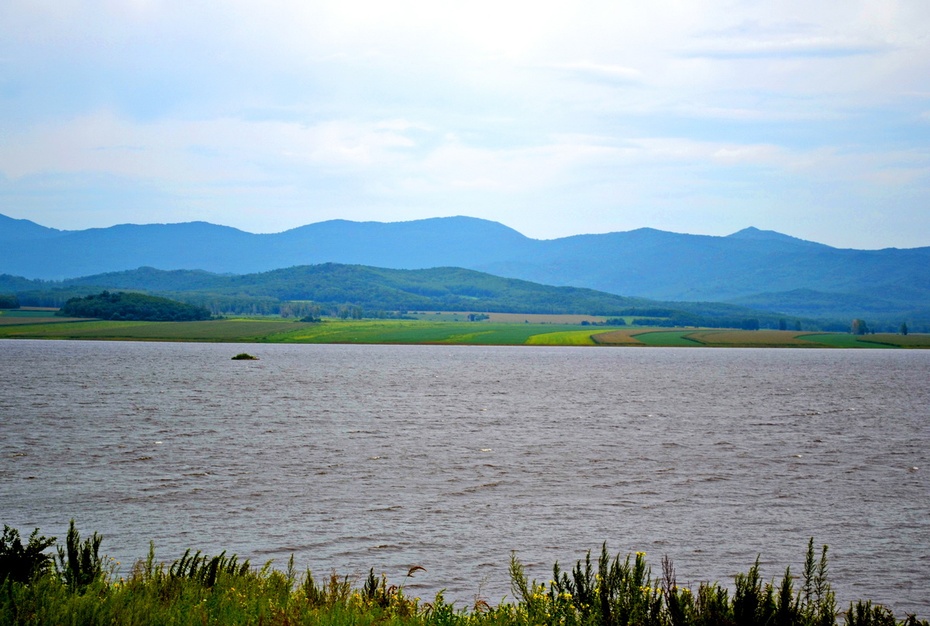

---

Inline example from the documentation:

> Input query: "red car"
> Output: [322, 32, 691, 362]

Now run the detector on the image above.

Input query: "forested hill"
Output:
[2, 264, 788, 327]
[3, 213, 929, 321]
[58, 291, 211, 321]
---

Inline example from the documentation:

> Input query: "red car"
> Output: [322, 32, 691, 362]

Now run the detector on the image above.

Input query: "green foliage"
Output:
[0, 525, 924, 626]
[0, 526, 56, 584]
[169, 549, 250, 587]
[0, 293, 19, 309]
[800, 538, 837, 626]
[741, 318, 761, 331]
[58, 290, 211, 321]
[55, 520, 104, 592]
[508, 541, 847, 626]
[851, 319, 871, 335]
[846, 600, 897, 626]
[732, 557, 775, 626]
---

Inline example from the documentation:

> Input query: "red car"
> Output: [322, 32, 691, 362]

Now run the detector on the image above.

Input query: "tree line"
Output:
[57, 291, 211, 322]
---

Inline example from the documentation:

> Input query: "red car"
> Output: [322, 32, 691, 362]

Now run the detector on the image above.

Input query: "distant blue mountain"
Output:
[2, 213, 928, 321]
[0, 213, 69, 240]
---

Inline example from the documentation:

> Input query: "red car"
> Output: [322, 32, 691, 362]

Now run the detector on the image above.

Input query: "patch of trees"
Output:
[0, 294, 18, 309]
[58, 291, 211, 322]
[12, 287, 102, 308]
[850, 319, 871, 335]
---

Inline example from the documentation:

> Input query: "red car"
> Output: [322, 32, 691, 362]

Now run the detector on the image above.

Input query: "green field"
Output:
[1, 317, 928, 348]
[0, 318, 604, 345]
[0, 319, 315, 342]
[270, 320, 597, 345]
[799, 333, 930, 348]
[0, 309, 58, 318]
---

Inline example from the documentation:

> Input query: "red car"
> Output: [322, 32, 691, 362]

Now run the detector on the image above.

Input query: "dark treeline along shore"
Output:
[2, 521, 926, 626]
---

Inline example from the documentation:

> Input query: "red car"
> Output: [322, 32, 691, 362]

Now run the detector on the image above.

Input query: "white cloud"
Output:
[1, 1, 930, 246]
[0, 112, 427, 187]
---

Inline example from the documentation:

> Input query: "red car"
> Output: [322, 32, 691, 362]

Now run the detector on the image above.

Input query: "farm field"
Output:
[0, 308, 83, 324]
[0, 319, 316, 342]
[0, 316, 927, 347]
[591, 328, 930, 349]
[274, 320, 595, 344]
[626, 330, 705, 347]
[0, 316, 92, 325]
[798, 332, 930, 349]
[0, 309, 58, 318]
[524, 329, 600, 345]
[0, 318, 603, 345]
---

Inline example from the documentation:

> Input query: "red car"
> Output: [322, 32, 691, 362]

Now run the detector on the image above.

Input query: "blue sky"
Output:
[1, 1, 929, 249]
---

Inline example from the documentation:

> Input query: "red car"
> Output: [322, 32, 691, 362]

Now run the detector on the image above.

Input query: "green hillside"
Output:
[1, 264, 799, 329]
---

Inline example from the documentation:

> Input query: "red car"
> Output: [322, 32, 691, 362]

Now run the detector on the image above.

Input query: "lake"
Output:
[1, 340, 928, 616]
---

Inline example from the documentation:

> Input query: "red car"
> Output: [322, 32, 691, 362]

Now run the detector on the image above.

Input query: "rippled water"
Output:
[1, 340, 928, 615]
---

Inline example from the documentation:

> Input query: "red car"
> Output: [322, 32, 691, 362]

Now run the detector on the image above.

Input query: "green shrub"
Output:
[846, 600, 897, 626]
[55, 519, 104, 592]
[169, 548, 250, 587]
[0, 526, 56, 583]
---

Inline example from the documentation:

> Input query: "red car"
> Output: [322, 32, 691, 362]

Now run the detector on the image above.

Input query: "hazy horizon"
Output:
[2, 2, 929, 250]
[4, 211, 891, 249]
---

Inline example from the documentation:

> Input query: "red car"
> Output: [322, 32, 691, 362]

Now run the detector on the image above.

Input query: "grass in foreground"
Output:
[2, 522, 926, 626]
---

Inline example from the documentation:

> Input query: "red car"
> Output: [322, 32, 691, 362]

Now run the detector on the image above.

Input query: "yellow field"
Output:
[524, 330, 600, 345]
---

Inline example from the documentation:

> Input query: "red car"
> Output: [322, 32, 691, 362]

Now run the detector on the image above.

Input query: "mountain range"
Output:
[2, 212, 928, 322]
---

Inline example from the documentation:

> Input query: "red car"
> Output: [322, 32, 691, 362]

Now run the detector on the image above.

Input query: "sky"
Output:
[1, 1, 929, 249]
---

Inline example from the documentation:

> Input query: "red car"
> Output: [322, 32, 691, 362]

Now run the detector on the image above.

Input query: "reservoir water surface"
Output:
[1, 340, 928, 615]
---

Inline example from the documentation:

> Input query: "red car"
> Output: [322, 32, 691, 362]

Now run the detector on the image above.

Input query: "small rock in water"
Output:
[231, 353, 258, 360]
